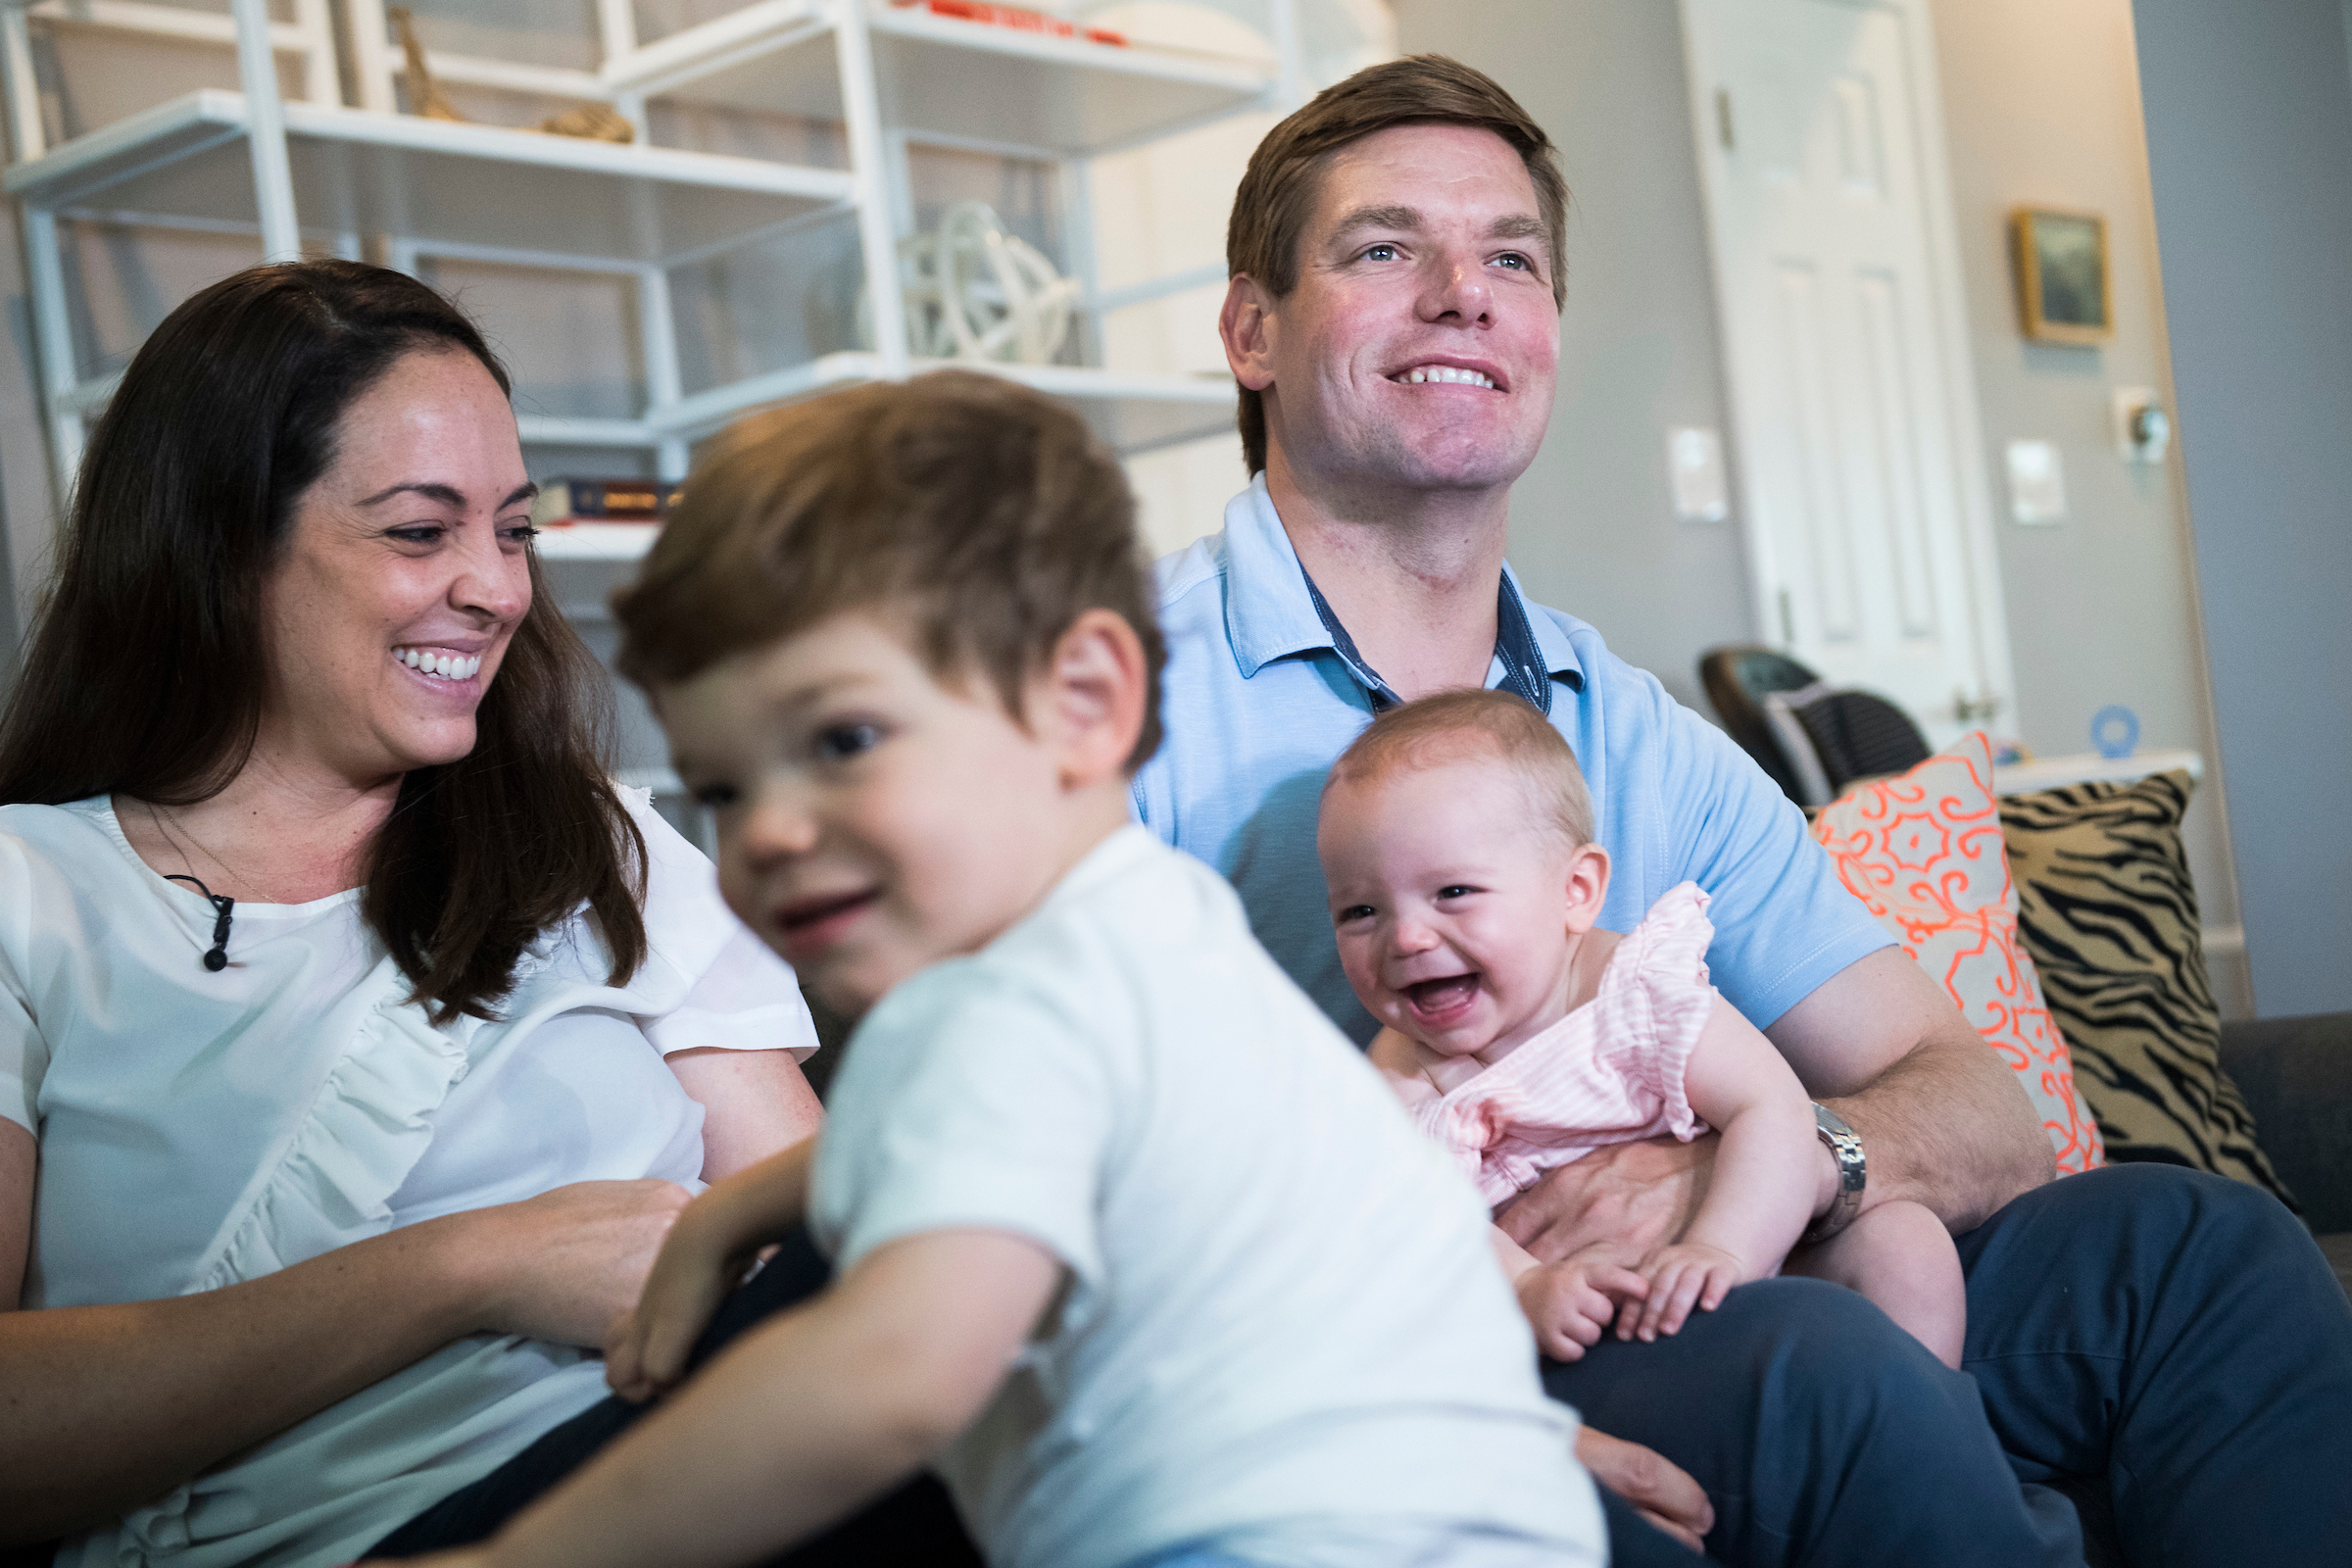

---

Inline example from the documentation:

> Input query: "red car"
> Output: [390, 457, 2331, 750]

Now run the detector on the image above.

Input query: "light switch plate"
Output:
[1668, 426, 1729, 521]
[2111, 386, 2171, 463]
[2006, 439, 2067, 524]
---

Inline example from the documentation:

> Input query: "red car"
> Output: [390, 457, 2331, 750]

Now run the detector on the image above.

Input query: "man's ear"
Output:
[1561, 841, 1612, 934]
[1036, 608, 1149, 790]
[1220, 273, 1278, 392]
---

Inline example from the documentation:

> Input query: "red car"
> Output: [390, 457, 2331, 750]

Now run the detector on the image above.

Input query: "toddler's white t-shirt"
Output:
[810, 826, 1601, 1568]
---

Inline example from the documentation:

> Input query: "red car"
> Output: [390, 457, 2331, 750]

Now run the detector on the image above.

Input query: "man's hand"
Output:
[1494, 1135, 1716, 1266]
[1577, 1426, 1714, 1553]
[1516, 1248, 1650, 1362]
[1628, 1242, 1745, 1343]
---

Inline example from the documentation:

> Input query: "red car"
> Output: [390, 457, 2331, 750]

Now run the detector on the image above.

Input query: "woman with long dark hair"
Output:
[0, 260, 823, 1567]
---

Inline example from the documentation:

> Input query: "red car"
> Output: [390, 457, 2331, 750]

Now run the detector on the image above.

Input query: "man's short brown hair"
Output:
[1326, 688, 1592, 849]
[613, 370, 1167, 770]
[1227, 54, 1569, 475]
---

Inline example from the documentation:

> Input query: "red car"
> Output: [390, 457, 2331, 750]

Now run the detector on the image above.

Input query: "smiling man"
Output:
[1132, 53, 2352, 1568]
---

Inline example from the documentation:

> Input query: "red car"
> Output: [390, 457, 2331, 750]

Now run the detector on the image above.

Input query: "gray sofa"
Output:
[2217, 1012, 2352, 1295]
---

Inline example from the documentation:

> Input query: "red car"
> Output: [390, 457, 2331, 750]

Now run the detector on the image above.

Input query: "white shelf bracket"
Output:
[230, 0, 300, 262]
[1, 3, 44, 162]
[832, 0, 909, 377]
[1267, 0, 1307, 113]
[22, 204, 84, 505]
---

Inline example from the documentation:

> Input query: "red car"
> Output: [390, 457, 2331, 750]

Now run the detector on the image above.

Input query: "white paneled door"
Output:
[1681, 0, 2012, 745]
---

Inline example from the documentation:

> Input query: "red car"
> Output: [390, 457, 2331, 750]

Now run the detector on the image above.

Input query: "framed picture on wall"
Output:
[2011, 207, 2113, 344]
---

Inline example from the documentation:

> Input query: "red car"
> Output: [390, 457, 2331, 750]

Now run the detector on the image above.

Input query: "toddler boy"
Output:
[401, 372, 1602, 1568]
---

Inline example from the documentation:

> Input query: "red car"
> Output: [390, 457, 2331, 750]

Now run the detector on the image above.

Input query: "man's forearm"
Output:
[1767, 947, 2053, 1236]
[1823, 1019, 2053, 1233]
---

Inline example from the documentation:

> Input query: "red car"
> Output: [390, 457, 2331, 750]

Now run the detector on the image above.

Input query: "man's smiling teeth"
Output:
[1399, 365, 1495, 388]
[394, 647, 481, 680]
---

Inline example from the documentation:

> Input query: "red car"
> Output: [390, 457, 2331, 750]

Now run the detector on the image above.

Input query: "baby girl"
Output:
[1316, 689, 1964, 1368]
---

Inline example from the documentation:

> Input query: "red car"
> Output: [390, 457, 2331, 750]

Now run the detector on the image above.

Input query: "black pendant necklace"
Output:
[163, 873, 235, 971]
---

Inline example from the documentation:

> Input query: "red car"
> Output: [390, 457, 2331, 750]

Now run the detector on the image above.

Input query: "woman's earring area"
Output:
[162, 873, 235, 971]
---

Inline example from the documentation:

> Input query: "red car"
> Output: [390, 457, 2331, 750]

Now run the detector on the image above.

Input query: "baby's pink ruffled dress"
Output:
[1414, 882, 1720, 1209]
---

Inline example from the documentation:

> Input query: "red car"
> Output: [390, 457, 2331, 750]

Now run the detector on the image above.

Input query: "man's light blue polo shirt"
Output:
[1131, 475, 1892, 1046]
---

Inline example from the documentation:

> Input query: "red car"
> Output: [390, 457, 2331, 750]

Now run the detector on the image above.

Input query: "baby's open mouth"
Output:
[1404, 974, 1480, 1013]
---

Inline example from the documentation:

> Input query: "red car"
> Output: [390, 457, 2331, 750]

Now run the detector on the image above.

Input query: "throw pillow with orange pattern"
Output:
[1809, 732, 2104, 1175]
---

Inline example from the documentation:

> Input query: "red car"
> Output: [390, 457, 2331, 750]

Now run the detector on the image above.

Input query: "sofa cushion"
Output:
[1812, 733, 2104, 1174]
[1997, 770, 2296, 1209]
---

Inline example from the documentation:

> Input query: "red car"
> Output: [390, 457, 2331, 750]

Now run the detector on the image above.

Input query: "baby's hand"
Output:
[1625, 1242, 1747, 1342]
[1517, 1251, 1650, 1362]
[603, 1205, 746, 1403]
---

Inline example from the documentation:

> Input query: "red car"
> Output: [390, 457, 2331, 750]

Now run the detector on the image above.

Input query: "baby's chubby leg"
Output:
[1785, 1200, 1965, 1369]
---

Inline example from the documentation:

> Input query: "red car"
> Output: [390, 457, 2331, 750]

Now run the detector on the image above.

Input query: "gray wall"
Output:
[2131, 0, 2352, 1017]
[1393, 0, 2256, 1009]
[1392, 0, 1755, 715]
[1931, 0, 2244, 1002]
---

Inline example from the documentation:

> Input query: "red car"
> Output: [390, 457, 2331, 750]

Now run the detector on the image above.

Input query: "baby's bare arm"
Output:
[607, 1138, 818, 1401]
[1624, 998, 1822, 1341]
[1676, 996, 1822, 1272]
[1366, 1026, 1443, 1110]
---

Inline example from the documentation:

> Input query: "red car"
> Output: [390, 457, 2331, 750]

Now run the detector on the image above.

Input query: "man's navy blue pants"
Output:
[378, 1164, 2352, 1565]
[1553, 1163, 2352, 1565]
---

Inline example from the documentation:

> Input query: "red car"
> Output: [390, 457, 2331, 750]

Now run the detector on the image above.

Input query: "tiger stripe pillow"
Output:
[1997, 770, 2295, 1207]
[1811, 733, 2105, 1175]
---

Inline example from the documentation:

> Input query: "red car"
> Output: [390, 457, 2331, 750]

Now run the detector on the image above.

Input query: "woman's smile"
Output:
[392, 645, 485, 682]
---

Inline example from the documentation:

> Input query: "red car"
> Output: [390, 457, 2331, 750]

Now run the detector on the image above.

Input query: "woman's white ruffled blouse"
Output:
[0, 792, 817, 1568]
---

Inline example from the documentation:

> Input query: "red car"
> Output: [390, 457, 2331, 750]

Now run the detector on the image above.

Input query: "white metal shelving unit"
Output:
[1, 0, 1299, 532]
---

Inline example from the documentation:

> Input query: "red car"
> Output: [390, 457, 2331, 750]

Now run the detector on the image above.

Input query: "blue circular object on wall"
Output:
[2090, 705, 2140, 760]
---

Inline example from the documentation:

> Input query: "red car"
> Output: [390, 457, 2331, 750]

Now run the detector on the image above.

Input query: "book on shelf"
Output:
[894, 0, 1127, 46]
[532, 478, 684, 526]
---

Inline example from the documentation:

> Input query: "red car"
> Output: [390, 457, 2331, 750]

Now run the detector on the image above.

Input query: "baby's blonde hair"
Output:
[1325, 689, 1594, 848]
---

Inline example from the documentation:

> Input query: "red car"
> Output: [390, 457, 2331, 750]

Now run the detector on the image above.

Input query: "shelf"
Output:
[1992, 749, 2203, 797]
[650, 350, 1235, 452]
[4, 91, 855, 263]
[604, 1, 1270, 159]
[868, 6, 1269, 155]
[521, 357, 1235, 553]
[920, 359, 1237, 454]
[534, 521, 664, 560]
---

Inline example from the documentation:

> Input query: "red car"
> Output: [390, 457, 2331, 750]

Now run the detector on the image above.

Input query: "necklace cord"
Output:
[162, 872, 235, 972]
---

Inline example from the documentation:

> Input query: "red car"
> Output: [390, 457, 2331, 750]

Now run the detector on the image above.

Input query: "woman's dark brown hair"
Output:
[0, 259, 645, 1021]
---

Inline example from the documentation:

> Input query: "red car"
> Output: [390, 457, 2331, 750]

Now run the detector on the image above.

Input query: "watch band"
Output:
[1803, 1102, 1867, 1244]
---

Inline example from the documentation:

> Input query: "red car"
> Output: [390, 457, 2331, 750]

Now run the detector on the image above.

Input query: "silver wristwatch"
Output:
[1803, 1102, 1866, 1244]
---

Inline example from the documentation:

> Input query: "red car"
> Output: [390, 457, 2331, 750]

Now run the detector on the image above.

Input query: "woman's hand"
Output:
[1577, 1426, 1714, 1553]
[603, 1203, 747, 1404]
[605, 1141, 820, 1403]
[463, 1180, 694, 1348]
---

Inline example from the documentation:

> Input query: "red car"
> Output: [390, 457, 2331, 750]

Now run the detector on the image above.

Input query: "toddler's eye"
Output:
[815, 722, 883, 760]
[690, 781, 739, 809]
[1336, 904, 1377, 925]
[1437, 885, 1476, 901]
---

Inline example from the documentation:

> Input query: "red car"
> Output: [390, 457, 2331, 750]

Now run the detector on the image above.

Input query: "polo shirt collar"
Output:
[1221, 474, 1335, 680]
[1218, 474, 1587, 704]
